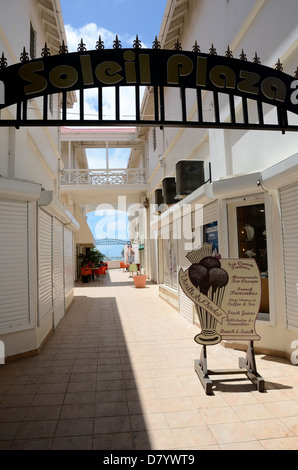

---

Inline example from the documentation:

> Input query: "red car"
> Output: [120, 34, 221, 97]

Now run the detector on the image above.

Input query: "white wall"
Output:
[146, 0, 298, 358]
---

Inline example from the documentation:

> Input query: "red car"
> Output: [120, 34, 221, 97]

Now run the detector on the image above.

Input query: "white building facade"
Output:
[141, 0, 298, 360]
[0, 0, 94, 359]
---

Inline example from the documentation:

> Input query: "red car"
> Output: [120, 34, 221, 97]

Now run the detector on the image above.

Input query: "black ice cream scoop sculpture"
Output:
[188, 256, 229, 345]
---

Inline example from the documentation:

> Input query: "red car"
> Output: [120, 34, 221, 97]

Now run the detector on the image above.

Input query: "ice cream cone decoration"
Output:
[181, 244, 229, 345]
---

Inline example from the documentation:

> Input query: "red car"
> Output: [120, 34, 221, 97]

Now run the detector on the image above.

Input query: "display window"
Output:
[228, 200, 269, 318]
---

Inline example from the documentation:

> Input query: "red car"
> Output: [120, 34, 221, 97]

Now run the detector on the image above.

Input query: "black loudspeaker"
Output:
[162, 177, 176, 205]
[175, 160, 205, 199]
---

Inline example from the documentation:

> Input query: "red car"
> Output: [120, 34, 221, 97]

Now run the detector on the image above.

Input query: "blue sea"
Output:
[97, 244, 124, 260]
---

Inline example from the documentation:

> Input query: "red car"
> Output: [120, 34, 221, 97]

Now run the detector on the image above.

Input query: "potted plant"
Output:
[133, 270, 147, 288]
[78, 248, 106, 282]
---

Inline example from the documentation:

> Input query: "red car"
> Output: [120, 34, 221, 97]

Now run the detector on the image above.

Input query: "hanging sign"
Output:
[179, 244, 261, 345]
[1, 48, 298, 113]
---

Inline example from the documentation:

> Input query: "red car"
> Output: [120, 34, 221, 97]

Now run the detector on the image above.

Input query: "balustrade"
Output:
[60, 168, 146, 185]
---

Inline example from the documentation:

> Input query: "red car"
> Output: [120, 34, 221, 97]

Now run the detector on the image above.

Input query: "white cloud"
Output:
[64, 23, 146, 122]
[65, 22, 149, 52]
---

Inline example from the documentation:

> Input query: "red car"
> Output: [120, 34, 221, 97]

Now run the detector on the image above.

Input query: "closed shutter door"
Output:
[64, 227, 74, 309]
[203, 201, 218, 226]
[0, 201, 30, 332]
[38, 209, 53, 323]
[280, 182, 298, 330]
[177, 211, 194, 323]
[53, 217, 65, 329]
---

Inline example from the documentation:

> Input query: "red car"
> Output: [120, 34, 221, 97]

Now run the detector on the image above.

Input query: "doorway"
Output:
[227, 198, 269, 320]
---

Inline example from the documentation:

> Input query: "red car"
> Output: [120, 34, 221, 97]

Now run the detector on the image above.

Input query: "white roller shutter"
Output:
[280, 182, 298, 330]
[38, 209, 53, 323]
[53, 217, 65, 329]
[0, 201, 31, 332]
[177, 209, 194, 323]
[203, 201, 218, 226]
[64, 227, 74, 309]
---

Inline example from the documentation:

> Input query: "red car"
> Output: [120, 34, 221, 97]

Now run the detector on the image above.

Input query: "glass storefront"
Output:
[236, 203, 269, 314]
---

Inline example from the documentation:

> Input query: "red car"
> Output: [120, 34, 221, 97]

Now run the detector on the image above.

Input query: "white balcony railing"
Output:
[60, 168, 146, 186]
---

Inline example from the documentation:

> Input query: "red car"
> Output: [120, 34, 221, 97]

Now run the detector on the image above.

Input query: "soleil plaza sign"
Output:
[1, 47, 298, 128]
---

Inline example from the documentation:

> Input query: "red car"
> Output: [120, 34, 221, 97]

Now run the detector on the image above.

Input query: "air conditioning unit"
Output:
[154, 188, 165, 214]
[162, 177, 176, 205]
[175, 160, 205, 199]
[155, 188, 163, 206]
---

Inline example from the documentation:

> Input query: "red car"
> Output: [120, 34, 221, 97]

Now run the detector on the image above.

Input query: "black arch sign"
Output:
[1, 48, 298, 130]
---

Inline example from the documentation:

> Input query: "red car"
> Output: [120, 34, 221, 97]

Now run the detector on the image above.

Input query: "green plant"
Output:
[78, 248, 106, 267]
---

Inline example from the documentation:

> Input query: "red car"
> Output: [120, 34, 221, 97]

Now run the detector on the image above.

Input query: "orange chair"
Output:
[81, 267, 92, 276]
[120, 261, 129, 271]
[97, 265, 107, 280]
[81, 267, 92, 283]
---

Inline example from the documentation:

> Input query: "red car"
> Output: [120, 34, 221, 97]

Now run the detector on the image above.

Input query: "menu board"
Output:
[179, 244, 261, 345]
[217, 259, 261, 341]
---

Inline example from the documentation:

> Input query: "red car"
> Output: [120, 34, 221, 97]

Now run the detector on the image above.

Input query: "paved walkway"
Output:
[0, 269, 298, 450]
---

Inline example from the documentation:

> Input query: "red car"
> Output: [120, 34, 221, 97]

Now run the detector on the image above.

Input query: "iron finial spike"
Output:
[20, 46, 29, 62]
[96, 35, 105, 50]
[253, 52, 261, 64]
[59, 40, 68, 54]
[77, 38, 87, 52]
[41, 42, 51, 57]
[113, 35, 122, 49]
[209, 43, 217, 55]
[275, 58, 283, 71]
[174, 38, 182, 50]
[133, 34, 142, 49]
[152, 36, 161, 49]
[225, 45, 233, 58]
[0, 52, 8, 69]
[192, 40, 200, 53]
[239, 49, 247, 61]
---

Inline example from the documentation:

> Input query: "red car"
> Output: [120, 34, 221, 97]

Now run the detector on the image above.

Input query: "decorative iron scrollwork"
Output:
[59, 40, 68, 54]
[0, 52, 8, 69]
[133, 35, 142, 49]
[113, 35, 122, 49]
[41, 43, 51, 57]
[20, 47, 29, 63]
[95, 36, 105, 50]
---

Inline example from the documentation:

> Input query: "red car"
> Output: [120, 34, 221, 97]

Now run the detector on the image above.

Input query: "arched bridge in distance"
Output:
[96, 239, 131, 246]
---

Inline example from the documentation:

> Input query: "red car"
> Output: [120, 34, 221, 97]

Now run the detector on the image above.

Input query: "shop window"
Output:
[203, 221, 218, 255]
[237, 203, 269, 315]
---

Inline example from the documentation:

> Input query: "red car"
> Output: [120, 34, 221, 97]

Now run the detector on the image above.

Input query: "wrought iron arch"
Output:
[1, 38, 298, 132]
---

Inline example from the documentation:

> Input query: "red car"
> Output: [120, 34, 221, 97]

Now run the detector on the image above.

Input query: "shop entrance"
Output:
[227, 197, 270, 321]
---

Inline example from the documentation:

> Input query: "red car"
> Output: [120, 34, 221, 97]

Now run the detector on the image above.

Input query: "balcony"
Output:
[59, 168, 148, 206]
[60, 168, 146, 186]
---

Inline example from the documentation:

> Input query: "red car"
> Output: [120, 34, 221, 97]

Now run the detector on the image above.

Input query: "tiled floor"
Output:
[0, 269, 298, 450]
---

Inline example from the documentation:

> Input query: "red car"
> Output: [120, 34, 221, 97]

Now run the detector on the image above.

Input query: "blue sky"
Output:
[60, 0, 168, 257]
[60, 0, 168, 48]
[60, 0, 168, 166]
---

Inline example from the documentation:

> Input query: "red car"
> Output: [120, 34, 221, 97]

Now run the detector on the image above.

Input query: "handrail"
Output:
[60, 168, 146, 185]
